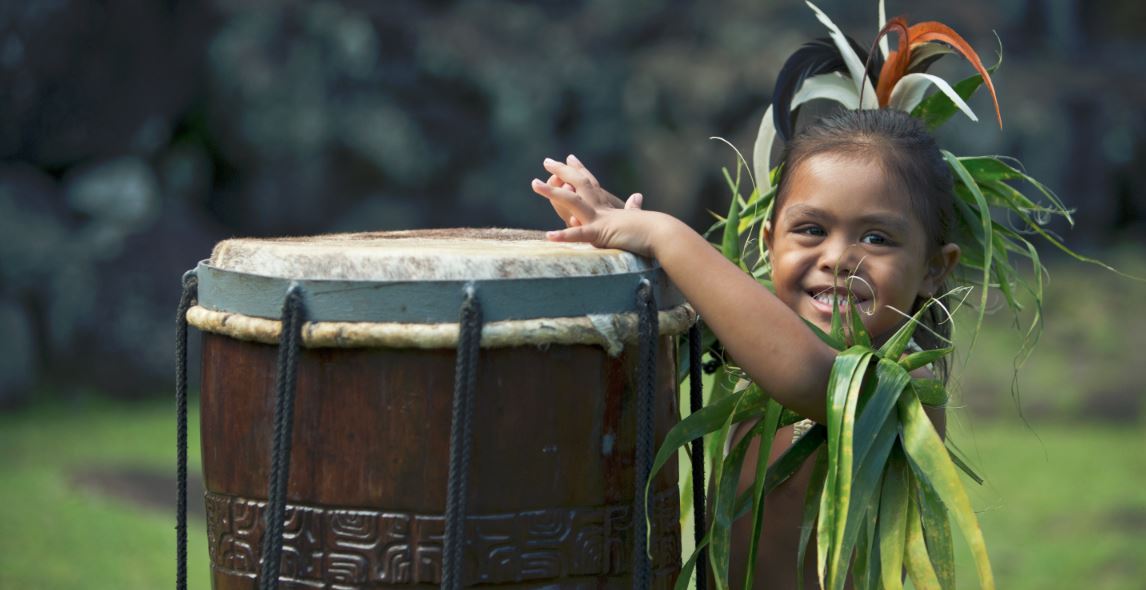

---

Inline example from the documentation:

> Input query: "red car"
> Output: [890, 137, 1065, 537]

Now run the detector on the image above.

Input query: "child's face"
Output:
[765, 154, 951, 342]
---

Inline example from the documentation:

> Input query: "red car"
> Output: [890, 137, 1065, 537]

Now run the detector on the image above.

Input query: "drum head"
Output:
[209, 228, 655, 281]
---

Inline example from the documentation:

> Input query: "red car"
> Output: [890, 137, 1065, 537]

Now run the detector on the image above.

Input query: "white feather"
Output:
[753, 104, 777, 194]
[792, 72, 862, 111]
[888, 72, 979, 122]
[805, 1, 879, 108]
[879, 0, 889, 58]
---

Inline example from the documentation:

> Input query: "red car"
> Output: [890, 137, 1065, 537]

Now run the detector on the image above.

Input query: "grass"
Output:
[0, 396, 210, 590]
[947, 417, 1146, 590]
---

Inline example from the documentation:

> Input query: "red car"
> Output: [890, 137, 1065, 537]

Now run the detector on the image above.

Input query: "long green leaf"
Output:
[710, 417, 766, 590]
[645, 382, 765, 517]
[877, 302, 930, 360]
[915, 472, 957, 589]
[804, 317, 846, 351]
[878, 448, 910, 590]
[829, 289, 846, 345]
[722, 166, 743, 266]
[943, 149, 994, 349]
[910, 378, 950, 407]
[903, 479, 942, 590]
[676, 527, 713, 590]
[855, 474, 883, 590]
[824, 348, 874, 590]
[847, 296, 871, 348]
[797, 446, 828, 590]
[946, 441, 984, 485]
[854, 359, 910, 471]
[898, 388, 996, 589]
[900, 347, 954, 373]
[833, 412, 899, 590]
[833, 364, 909, 590]
[743, 399, 784, 590]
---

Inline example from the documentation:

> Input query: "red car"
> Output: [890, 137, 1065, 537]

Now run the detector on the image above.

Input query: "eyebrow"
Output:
[782, 204, 831, 223]
[782, 204, 912, 234]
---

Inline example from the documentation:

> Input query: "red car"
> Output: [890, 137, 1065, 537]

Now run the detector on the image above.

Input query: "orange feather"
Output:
[873, 17, 911, 107]
[906, 21, 1003, 128]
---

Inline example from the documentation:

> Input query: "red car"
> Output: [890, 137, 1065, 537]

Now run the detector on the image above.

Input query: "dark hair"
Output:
[771, 109, 957, 382]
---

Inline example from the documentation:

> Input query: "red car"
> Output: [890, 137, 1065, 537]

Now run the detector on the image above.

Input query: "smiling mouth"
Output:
[807, 287, 873, 314]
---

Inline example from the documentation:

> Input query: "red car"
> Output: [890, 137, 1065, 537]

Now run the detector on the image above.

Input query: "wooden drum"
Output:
[186, 228, 692, 588]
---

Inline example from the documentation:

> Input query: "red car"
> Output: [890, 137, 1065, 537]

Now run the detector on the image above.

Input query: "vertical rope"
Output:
[634, 279, 657, 588]
[175, 270, 198, 590]
[443, 284, 482, 589]
[688, 322, 708, 590]
[258, 283, 306, 590]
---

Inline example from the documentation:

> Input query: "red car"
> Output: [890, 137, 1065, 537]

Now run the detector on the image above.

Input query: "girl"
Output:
[530, 108, 958, 588]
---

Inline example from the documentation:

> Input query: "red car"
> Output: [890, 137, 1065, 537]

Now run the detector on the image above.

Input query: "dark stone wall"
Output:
[1, 0, 1143, 403]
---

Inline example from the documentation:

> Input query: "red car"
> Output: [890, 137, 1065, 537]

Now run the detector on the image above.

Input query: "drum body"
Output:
[191, 229, 690, 589]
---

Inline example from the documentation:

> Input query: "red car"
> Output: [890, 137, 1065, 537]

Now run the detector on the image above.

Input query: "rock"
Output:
[0, 297, 37, 408]
[65, 156, 160, 229]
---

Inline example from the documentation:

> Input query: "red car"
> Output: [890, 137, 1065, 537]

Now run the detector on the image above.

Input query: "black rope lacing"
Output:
[688, 321, 708, 590]
[258, 283, 306, 590]
[443, 284, 483, 589]
[175, 271, 198, 590]
[633, 279, 657, 588]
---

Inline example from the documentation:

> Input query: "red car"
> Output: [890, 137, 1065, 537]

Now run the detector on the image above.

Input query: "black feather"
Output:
[771, 36, 884, 142]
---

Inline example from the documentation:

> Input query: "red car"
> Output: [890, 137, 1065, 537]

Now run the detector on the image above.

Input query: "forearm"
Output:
[648, 214, 837, 423]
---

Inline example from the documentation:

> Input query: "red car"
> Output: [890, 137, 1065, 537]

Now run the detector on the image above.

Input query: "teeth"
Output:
[813, 292, 865, 308]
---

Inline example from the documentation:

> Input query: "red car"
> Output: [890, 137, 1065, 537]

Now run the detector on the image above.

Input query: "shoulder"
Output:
[909, 365, 935, 381]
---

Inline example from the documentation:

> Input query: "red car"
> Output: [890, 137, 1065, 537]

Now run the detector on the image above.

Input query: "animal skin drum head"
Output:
[209, 228, 656, 281]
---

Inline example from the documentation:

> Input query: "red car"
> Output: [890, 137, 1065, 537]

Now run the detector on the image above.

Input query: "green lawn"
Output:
[947, 416, 1146, 590]
[0, 397, 210, 590]
[1, 396, 1142, 589]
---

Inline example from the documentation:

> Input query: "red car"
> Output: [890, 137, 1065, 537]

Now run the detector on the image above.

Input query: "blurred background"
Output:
[1, 0, 1142, 588]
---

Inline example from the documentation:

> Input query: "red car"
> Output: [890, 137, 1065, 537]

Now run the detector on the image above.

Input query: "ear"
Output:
[763, 220, 775, 251]
[919, 242, 961, 298]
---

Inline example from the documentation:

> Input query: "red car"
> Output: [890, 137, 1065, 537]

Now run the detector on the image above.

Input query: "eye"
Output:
[861, 232, 891, 246]
[794, 225, 826, 237]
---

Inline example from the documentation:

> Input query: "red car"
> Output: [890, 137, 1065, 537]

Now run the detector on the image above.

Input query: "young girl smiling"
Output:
[530, 108, 959, 587]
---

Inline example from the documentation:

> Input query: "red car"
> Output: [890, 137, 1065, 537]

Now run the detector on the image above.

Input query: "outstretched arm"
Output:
[531, 157, 837, 423]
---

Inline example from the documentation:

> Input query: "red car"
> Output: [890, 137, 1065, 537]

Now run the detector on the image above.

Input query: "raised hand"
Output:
[530, 154, 657, 256]
[537, 155, 642, 228]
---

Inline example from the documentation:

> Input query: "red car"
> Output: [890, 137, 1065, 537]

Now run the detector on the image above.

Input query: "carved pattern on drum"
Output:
[205, 490, 679, 586]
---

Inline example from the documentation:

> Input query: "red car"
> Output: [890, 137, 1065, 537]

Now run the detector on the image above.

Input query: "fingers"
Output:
[546, 224, 595, 243]
[543, 155, 630, 209]
[543, 157, 597, 194]
[531, 178, 595, 221]
[624, 193, 643, 210]
[566, 154, 599, 187]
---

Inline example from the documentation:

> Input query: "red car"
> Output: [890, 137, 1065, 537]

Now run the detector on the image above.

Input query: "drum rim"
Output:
[193, 258, 686, 325]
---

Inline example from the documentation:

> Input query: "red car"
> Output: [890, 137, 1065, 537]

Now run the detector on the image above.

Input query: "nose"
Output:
[818, 235, 861, 277]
